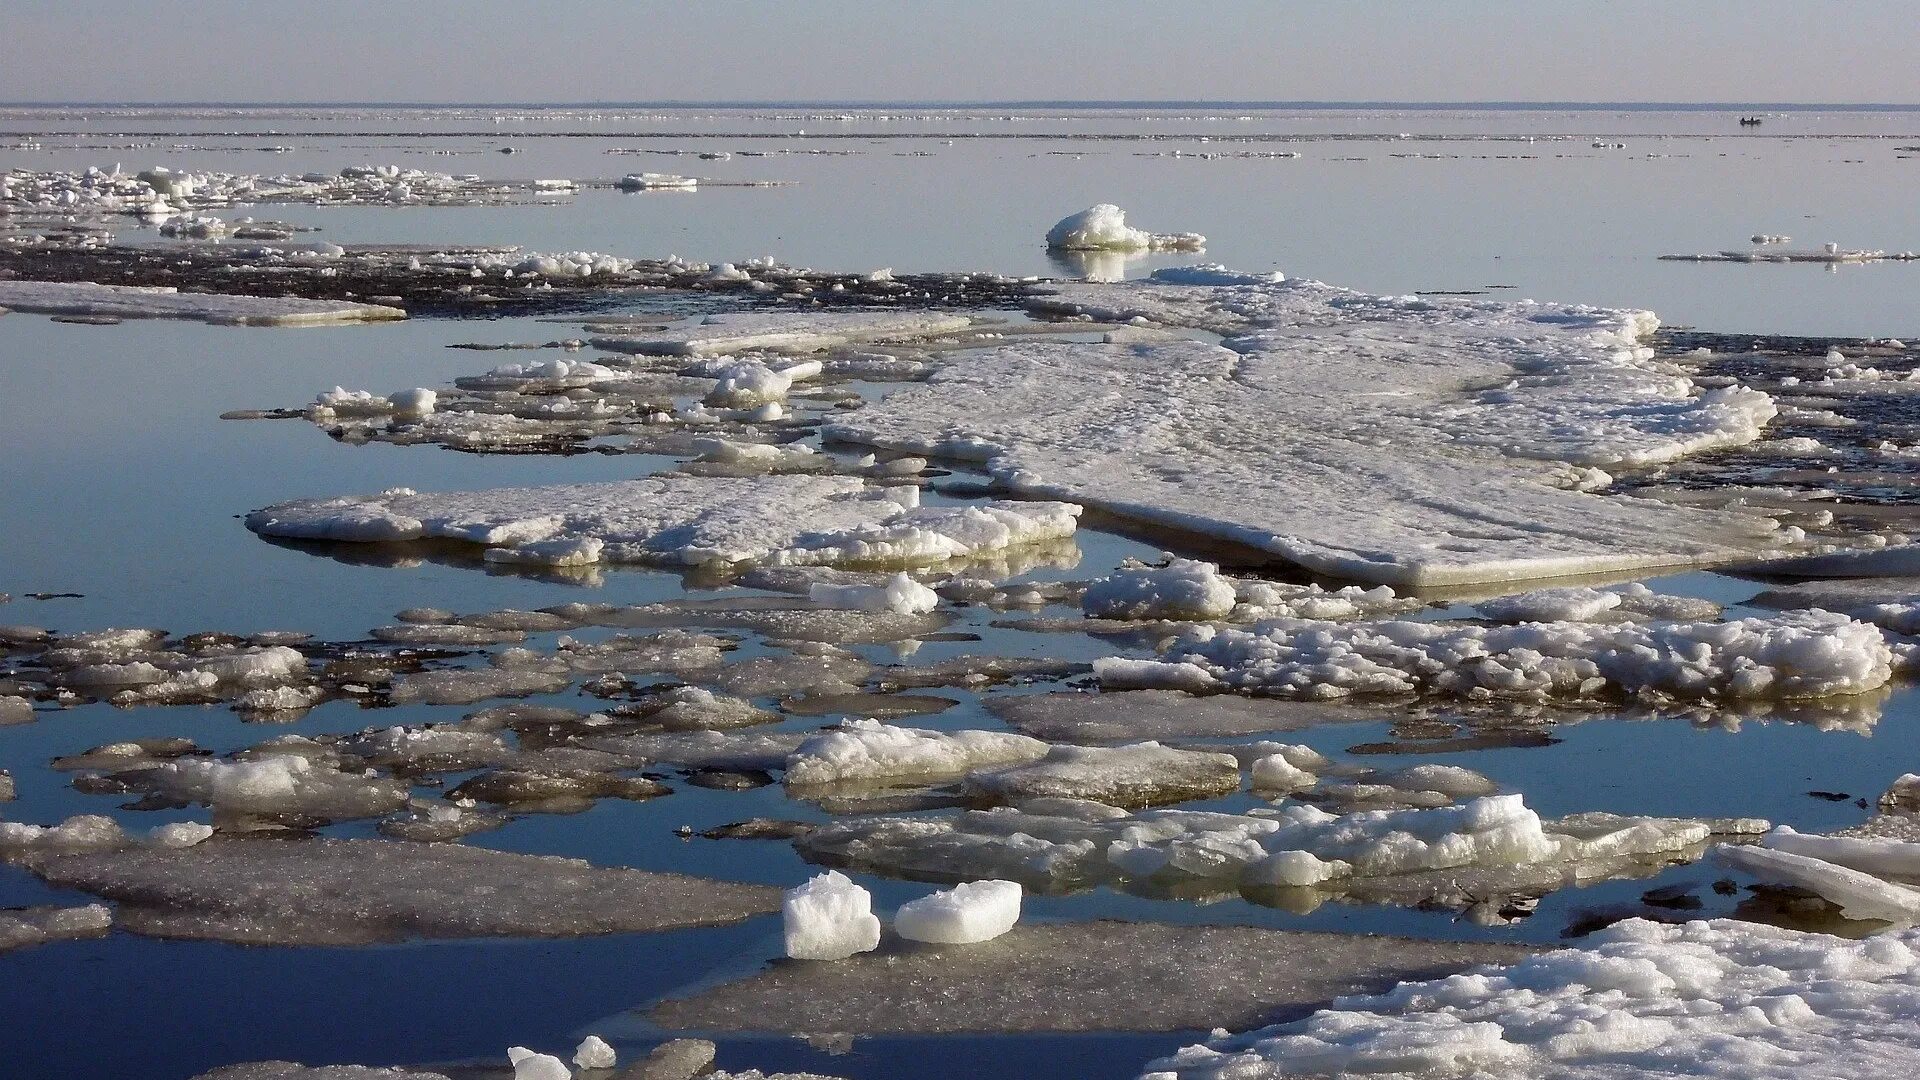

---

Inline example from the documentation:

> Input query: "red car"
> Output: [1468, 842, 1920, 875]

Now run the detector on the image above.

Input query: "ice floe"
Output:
[0, 280, 404, 325]
[26, 837, 777, 944]
[589, 310, 971, 356]
[1141, 918, 1920, 1080]
[785, 719, 1048, 788]
[651, 921, 1530, 1034]
[964, 742, 1243, 809]
[828, 270, 1785, 586]
[893, 879, 1022, 944]
[247, 476, 1078, 571]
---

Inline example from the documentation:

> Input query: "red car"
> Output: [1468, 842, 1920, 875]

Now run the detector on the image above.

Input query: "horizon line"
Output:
[3, 98, 1920, 111]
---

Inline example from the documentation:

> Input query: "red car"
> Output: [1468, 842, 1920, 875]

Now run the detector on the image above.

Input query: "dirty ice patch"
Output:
[245, 475, 1080, 569]
[830, 274, 1784, 587]
[0, 280, 405, 326]
[1142, 918, 1920, 1080]
[590, 311, 972, 356]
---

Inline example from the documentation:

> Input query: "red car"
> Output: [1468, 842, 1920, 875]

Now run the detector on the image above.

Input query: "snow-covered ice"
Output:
[1141, 918, 1920, 1080]
[963, 742, 1243, 809]
[785, 719, 1048, 788]
[247, 476, 1079, 570]
[783, 870, 882, 960]
[828, 271, 1784, 586]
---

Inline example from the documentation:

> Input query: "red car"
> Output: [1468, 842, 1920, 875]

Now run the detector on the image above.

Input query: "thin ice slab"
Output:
[0, 280, 405, 326]
[28, 837, 778, 945]
[828, 272, 1785, 586]
[589, 311, 971, 355]
[989, 690, 1377, 744]
[649, 920, 1531, 1033]
[247, 475, 1078, 570]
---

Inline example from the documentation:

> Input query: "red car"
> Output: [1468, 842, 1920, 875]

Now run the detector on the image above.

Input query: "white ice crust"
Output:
[246, 475, 1080, 569]
[828, 271, 1782, 586]
[1142, 918, 1920, 1080]
[783, 870, 882, 961]
[0, 280, 406, 326]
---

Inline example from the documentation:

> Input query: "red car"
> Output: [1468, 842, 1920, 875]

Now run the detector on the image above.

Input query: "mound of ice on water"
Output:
[1046, 204, 1205, 252]
[894, 879, 1022, 944]
[1098, 609, 1893, 702]
[828, 272, 1783, 586]
[786, 719, 1048, 787]
[784, 870, 881, 960]
[965, 742, 1243, 809]
[1141, 918, 1920, 1080]
[1084, 559, 1239, 620]
[144, 754, 410, 820]
[247, 475, 1080, 570]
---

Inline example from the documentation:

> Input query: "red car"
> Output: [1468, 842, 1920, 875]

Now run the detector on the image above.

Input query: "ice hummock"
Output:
[1140, 918, 1920, 1080]
[1097, 608, 1893, 703]
[827, 271, 1785, 587]
[1045, 204, 1205, 252]
[246, 475, 1080, 570]
[783, 870, 882, 960]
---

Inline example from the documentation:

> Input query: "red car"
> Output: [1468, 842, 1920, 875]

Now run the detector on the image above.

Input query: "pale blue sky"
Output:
[3, 1, 1915, 105]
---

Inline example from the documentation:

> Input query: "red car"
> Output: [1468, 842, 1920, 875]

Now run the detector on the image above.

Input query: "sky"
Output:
[3, 1, 1916, 106]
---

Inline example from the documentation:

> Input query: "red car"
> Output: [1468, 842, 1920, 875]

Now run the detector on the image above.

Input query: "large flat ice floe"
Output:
[1142, 918, 1920, 1080]
[652, 920, 1530, 1034]
[246, 475, 1079, 569]
[26, 837, 778, 944]
[0, 280, 405, 326]
[828, 270, 1786, 586]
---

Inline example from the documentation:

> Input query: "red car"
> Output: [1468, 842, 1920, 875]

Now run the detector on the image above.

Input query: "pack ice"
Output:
[827, 270, 1784, 586]
[245, 475, 1079, 569]
[1141, 918, 1920, 1080]
[0, 281, 405, 326]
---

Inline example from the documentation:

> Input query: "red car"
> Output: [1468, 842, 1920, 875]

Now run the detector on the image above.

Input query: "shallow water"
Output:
[5, 105, 1920, 1080]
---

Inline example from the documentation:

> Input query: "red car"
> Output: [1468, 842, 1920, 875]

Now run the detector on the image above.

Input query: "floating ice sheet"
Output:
[27, 837, 778, 945]
[247, 476, 1079, 570]
[651, 920, 1530, 1033]
[829, 272, 1785, 586]
[988, 689, 1376, 744]
[1142, 918, 1920, 1080]
[0, 280, 405, 325]
[589, 310, 971, 355]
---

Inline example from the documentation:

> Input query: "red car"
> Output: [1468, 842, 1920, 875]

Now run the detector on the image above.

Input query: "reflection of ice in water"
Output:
[1048, 248, 1140, 282]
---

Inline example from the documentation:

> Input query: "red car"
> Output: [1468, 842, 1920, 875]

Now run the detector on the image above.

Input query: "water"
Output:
[4, 106, 1920, 1080]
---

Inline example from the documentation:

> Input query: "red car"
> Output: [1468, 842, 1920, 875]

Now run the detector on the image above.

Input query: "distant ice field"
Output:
[4, 105, 1919, 336]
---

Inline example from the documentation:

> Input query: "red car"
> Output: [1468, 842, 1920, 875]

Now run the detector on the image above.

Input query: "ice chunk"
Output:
[507, 1048, 570, 1080]
[783, 870, 882, 960]
[1717, 843, 1920, 922]
[786, 719, 1048, 787]
[1083, 558, 1238, 620]
[1474, 586, 1624, 623]
[0, 903, 112, 953]
[808, 572, 940, 615]
[0, 280, 404, 326]
[139, 753, 410, 820]
[572, 1035, 615, 1071]
[964, 743, 1242, 809]
[248, 476, 1078, 570]
[893, 879, 1022, 944]
[188, 1064, 450, 1080]
[829, 274, 1782, 586]
[989, 690, 1375, 744]
[1045, 204, 1206, 252]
